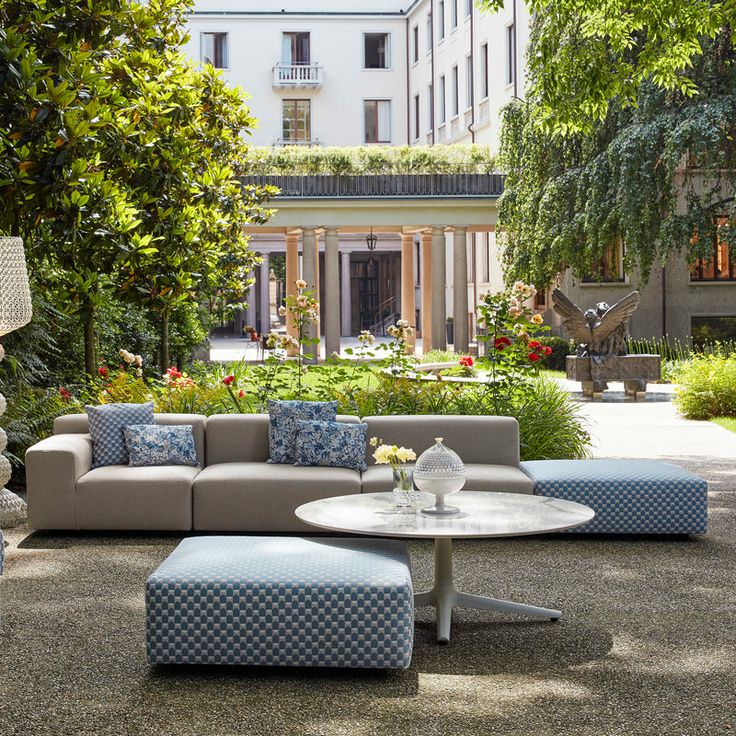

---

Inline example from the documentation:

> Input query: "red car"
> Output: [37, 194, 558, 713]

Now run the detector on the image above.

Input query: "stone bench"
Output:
[146, 536, 414, 669]
[520, 459, 708, 534]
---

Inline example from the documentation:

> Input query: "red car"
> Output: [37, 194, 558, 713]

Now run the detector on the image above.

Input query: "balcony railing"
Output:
[241, 174, 505, 198]
[272, 63, 323, 87]
[273, 137, 321, 147]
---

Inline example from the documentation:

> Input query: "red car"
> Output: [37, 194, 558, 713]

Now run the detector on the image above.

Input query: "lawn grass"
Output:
[540, 369, 566, 379]
[712, 417, 736, 434]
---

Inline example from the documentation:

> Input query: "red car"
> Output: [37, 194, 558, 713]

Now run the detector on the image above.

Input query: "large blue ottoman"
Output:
[146, 536, 414, 669]
[520, 459, 708, 534]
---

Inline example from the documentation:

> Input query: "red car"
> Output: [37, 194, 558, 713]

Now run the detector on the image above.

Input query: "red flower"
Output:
[543, 346, 553, 356]
[528, 352, 541, 363]
[59, 387, 72, 401]
[494, 336, 512, 351]
[98, 366, 108, 378]
[528, 340, 542, 350]
[222, 374, 235, 386]
[238, 389, 245, 397]
[458, 355, 474, 367]
[165, 367, 182, 380]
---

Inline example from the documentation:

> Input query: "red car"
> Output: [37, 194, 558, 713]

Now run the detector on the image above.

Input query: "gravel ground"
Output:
[1, 455, 735, 736]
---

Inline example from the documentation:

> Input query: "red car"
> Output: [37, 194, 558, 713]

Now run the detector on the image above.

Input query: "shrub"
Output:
[673, 353, 736, 419]
[537, 336, 574, 372]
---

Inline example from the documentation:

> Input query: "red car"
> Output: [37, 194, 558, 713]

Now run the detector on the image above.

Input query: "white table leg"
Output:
[414, 537, 561, 643]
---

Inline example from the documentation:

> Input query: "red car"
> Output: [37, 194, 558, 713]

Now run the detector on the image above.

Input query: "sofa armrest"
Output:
[25, 433, 93, 530]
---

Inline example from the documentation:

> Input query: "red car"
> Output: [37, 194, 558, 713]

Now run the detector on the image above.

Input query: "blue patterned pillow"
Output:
[123, 424, 200, 468]
[85, 402, 155, 468]
[295, 420, 368, 472]
[268, 400, 338, 464]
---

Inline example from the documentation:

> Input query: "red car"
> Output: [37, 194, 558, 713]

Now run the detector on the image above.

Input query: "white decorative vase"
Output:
[413, 437, 466, 516]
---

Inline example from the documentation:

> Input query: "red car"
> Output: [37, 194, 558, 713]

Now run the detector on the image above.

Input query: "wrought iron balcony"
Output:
[272, 63, 323, 87]
[240, 174, 504, 199]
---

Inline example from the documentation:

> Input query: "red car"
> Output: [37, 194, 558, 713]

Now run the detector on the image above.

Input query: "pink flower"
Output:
[165, 367, 182, 380]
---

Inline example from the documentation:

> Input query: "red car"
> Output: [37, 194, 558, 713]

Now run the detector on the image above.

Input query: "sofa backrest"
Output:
[53, 413, 207, 467]
[205, 414, 361, 465]
[362, 415, 521, 467]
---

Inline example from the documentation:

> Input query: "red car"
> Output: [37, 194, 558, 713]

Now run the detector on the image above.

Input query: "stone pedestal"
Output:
[566, 354, 662, 399]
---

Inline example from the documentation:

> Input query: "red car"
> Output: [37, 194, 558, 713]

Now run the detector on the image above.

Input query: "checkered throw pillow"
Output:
[85, 402, 155, 468]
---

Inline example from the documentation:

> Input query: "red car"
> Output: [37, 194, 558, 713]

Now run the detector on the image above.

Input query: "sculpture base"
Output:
[0, 487, 27, 528]
[566, 354, 662, 399]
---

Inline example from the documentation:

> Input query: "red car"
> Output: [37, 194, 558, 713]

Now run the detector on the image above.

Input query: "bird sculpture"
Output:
[551, 289, 641, 358]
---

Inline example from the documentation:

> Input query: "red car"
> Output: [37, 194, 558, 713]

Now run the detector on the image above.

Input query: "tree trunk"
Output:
[83, 309, 96, 378]
[160, 312, 170, 370]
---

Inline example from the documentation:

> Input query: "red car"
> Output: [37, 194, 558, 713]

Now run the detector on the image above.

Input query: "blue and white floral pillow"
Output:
[295, 420, 368, 472]
[123, 424, 200, 468]
[86, 402, 155, 468]
[268, 400, 338, 464]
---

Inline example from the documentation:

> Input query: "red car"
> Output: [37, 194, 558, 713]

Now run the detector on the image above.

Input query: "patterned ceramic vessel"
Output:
[413, 437, 466, 515]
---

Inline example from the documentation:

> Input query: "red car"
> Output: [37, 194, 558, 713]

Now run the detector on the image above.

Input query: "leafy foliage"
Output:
[244, 145, 497, 175]
[479, 0, 731, 134]
[673, 351, 736, 419]
[498, 29, 736, 287]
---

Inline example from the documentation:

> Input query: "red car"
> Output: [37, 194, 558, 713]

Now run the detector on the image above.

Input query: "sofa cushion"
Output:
[361, 463, 534, 494]
[85, 402, 154, 468]
[55, 413, 206, 467]
[268, 400, 338, 464]
[124, 424, 199, 467]
[362, 415, 521, 466]
[193, 462, 361, 532]
[75, 464, 198, 530]
[295, 420, 368, 472]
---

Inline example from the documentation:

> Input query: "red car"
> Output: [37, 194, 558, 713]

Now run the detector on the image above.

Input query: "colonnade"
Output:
[246, 225, 473, 356]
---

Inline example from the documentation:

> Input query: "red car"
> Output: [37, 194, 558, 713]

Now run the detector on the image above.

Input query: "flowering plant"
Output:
[458, 354, 475, 376]
[370, 436, 416, 490]
[281, 280, 320, 391]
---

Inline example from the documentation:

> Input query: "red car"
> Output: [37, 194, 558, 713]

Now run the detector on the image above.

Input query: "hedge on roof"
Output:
[243, 145, 497, 176]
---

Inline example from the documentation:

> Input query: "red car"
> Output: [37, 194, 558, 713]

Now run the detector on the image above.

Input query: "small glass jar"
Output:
[392, 464, 416, 508]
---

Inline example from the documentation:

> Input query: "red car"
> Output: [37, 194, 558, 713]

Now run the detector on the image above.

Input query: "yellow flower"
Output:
[532, 313, 544, 325]
[295, 279, 307, 289]
[396, 447, 416, 463]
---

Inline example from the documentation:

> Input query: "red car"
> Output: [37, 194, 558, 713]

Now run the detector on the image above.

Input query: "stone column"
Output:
[324, 227, 340, 357]
[259, 253, 270, 334]
[285, 233, 299, 340]
[431, 226, 447, 351]
[421, 230, 432, 352]
[341, 251, 352, 336]
[301, 227, 319, 361]
[453, 226, 469, 352]
[245, 269, 256, 333]
[401, 233, 416, 353]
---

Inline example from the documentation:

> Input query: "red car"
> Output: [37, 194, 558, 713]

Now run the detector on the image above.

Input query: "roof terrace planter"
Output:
[240, 174, 505, 199]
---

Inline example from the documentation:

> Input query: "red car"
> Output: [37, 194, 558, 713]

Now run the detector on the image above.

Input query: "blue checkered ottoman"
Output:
[146, 536, 414, 669]
[520, 459, 708, 534]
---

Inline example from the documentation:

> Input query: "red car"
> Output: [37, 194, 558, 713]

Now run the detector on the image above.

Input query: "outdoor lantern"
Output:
[0, 236, 32, 528]
[365, 228, 378, 251]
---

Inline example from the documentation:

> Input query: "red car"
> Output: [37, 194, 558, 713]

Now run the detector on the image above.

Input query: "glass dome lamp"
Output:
[413, 437, 466, 516]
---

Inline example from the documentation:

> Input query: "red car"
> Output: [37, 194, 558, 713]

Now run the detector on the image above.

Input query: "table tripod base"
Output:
[414, 537, 561, 643]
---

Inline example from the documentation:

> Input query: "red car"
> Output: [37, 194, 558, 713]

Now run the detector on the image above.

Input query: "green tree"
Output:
[479, 0, 730, 134]
[497, 27, 736, 287]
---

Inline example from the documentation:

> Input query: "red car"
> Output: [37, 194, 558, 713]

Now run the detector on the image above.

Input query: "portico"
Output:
[238, 173, 502, 355]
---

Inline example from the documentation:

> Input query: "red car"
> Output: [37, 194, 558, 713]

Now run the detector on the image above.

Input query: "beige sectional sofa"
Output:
[25, 413, 532, 532]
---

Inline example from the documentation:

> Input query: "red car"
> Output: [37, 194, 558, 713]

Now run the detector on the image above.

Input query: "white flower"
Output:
[134, 354, 143, 367]
[296, 295, 308, 307]
[358, 330, 375, 346]
[397, 319, 409, 328]
[119, 348, 135, 364]
[295, 279, 307, 289]
[278, 305, 287, 317]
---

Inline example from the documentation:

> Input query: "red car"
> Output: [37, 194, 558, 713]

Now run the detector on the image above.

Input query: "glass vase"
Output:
[392, 464, 416, 508]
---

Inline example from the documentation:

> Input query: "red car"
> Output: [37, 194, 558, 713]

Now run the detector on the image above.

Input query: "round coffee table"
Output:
[295, 491, 595, 642]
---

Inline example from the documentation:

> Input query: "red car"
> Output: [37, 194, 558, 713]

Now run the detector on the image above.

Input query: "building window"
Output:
[583, 240, 626, 283]
[282, 99, 311, 143]
[201, 32, 228, 69]
[414, 94, 420, 140]
[364, 99, 391, 143]
[465, 55, 473, 108]
[364, 33, 390, 69]
[480, 42, 489, 98]
[426, 12, 433, 51]
[439, 75, 446, 124]
[692, 316, 736, 346]
[428, 83, 434, 130]
[690, 219, 736, 281]
[451, 0, 458, 29]
[451, 64, 459, 116]
[438, 1, 445, 40]
[506, 24, 515, 85]
[412, 25, 419, 63]
[282, 32, 310, 65]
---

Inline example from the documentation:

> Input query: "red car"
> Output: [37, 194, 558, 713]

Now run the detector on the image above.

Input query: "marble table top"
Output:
[295, 491, 595, 539]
